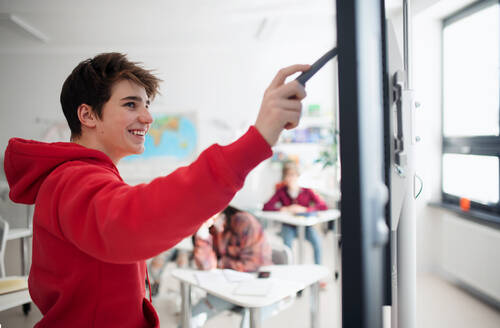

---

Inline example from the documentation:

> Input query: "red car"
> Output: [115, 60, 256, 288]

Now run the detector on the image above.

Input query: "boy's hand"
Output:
[255, 64, 310, 146]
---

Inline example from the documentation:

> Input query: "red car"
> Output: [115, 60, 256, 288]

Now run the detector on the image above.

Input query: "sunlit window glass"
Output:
[442, 153, 499, 204]
[443, 4, 499, 136]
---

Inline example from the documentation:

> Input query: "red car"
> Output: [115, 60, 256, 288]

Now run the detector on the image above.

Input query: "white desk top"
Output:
[252, 209, 340, 226]
[0, 289, 30, 312]
[171, 264, 329, 308]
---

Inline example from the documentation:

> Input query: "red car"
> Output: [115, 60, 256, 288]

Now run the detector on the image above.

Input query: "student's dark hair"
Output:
[60, 52, 162, 139]
[222, 205, 241, 227]
[222, 206, 240, 220]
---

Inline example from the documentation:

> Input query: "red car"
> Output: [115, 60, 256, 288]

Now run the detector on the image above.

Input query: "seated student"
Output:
[190, 206, 273, 328]
[262, 161, 327, 266]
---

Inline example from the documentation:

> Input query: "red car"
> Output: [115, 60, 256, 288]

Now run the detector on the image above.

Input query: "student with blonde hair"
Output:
[263, 161, 327, 266]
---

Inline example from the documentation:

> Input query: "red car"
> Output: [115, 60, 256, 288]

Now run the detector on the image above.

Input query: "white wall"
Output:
[0, 22, 336, 206]
[386, 0, 500, 304]
[413, 10, 444, 274]
[412, 0, 500, 304]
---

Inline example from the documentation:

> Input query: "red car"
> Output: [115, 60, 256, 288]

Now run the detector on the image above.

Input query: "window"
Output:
[442, 0, 500, 223]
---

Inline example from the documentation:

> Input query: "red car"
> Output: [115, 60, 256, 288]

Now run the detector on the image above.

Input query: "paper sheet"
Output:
[233, 280, 272, 296]
[194, 270, 227, 286]
[222, 269, 255, 282]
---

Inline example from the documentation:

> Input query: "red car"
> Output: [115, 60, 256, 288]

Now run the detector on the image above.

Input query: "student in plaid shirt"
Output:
[189, 206, 275, 328]
[193, 206, 272, 272]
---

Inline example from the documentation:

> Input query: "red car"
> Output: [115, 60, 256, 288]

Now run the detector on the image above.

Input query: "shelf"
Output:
[298, 116, 334, 128]
[275, 143, 328, 149]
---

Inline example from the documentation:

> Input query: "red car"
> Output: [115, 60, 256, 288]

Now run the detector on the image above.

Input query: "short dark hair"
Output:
[222, 206, 241, 219]
[222, 205, 242, 228]
[60, 52, 162, 139]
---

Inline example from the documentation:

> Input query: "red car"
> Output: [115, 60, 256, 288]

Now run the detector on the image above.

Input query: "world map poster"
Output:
[124, 113, 197, 162]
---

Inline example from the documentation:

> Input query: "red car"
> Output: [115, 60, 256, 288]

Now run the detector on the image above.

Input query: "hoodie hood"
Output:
[4, 138, 117, 204]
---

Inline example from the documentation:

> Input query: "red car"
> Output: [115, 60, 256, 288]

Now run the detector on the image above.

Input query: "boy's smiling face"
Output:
[94, 79, 153, 163]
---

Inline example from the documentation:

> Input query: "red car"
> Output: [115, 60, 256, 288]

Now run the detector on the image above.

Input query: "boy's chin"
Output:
[123, 147, 145, 158]
[133, 146, 146, 154]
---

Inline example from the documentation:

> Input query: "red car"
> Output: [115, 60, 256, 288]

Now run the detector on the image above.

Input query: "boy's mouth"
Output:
[128, 129, 146, 136]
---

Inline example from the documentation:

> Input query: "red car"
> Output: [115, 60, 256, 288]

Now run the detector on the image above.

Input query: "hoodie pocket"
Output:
[143, 298, 160, 327]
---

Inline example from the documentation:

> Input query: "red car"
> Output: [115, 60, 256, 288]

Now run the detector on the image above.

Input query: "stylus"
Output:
[295, 47, 338, 86]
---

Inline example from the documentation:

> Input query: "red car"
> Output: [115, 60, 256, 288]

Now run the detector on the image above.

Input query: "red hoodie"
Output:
[4, 126, 271, 328]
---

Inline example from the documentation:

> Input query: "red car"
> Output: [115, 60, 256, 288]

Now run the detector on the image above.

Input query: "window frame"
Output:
[441, 0, 500, 224]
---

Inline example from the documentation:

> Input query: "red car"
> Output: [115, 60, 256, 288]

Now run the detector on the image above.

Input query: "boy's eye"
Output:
[124, 102, 135, 108]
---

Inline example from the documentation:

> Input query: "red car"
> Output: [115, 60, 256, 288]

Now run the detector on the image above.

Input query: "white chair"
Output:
[270, 241, 293, 265]
[0, 216, 9, 278]
[0, 215, 32, 315]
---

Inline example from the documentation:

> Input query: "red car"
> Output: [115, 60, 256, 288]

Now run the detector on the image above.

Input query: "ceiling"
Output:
[0, 0, 407, 52]
[0, 0, 338, 51]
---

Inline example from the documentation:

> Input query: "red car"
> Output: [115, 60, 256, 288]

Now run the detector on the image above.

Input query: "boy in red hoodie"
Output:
[3, 53, 309, 327]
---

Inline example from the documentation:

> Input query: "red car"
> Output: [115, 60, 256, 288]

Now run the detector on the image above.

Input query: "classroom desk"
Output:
[0, 289, 30, 312]
[252, 209, 340, 267]
[172, 264, 329, 328]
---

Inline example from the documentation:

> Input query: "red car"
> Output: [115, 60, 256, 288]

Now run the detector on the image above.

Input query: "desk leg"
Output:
[20, 236, 31, 315]
[249, 307, 262, 328]
[297, 225, 305, 264]
[180, 282, 192, 328]
[310, 282, 320, 328]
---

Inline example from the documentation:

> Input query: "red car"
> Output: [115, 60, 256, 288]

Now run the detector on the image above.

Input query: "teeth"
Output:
[130, 130, 146, 136]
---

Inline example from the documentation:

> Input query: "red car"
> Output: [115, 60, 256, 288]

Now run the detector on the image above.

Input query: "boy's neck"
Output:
[72, 135, 119, 165]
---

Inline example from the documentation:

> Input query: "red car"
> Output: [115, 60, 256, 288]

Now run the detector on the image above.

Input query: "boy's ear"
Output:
[77, 104, 98, 129]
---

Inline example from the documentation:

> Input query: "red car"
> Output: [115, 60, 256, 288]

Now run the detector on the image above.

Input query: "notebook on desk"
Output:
[0, 276, 28, 295]
[295, 211, 317, 218]
[194, 269, 255, 286]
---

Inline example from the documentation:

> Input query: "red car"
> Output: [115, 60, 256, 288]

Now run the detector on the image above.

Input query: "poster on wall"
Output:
[123, 113, 197, 162]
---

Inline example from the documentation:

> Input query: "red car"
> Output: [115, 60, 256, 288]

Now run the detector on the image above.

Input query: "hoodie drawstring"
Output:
[145, 264, 152, 302]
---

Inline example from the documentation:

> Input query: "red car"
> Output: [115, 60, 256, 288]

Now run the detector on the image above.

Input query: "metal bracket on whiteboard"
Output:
[393, 70, 407, 174]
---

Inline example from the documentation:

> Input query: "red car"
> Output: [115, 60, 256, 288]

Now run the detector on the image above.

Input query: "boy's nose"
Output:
[139, 107, 153, 124]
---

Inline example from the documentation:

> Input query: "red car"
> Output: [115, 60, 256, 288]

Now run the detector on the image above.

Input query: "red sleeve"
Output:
[307, 189, 328, 211]
[48, 126, 272, 264]
[262, 190, 282, 211]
